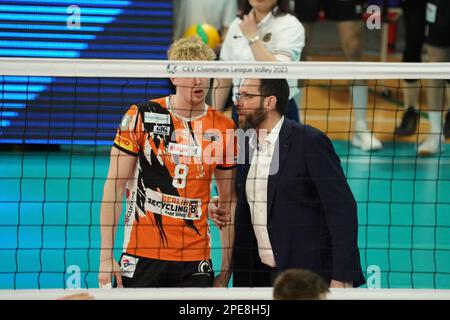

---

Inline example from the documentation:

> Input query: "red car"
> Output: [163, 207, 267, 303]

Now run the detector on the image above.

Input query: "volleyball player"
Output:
[98, 38, 237, 288]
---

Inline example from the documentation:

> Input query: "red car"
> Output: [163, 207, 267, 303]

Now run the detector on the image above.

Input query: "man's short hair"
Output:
[259, 79, 290, 116]
[273, 269, 330, 300]
[167, 37, 216, 61]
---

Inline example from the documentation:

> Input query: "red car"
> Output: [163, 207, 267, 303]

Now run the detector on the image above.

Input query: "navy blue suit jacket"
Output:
[232, 119, 365, 287]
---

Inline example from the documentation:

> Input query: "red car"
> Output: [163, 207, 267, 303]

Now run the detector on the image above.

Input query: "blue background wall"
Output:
[0, 0, 173, 145]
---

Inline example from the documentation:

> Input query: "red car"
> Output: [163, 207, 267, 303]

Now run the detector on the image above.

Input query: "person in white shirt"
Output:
[213, 0, 305, 123]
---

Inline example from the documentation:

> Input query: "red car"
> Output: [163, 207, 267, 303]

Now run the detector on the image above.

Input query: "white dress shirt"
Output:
[245, 116, 284, 267]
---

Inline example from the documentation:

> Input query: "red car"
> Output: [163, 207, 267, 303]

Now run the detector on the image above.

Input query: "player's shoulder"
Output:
[136, 96, 170, 114]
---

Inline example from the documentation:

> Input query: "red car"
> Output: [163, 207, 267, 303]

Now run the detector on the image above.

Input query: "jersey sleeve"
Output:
[113, 105, 144, 156]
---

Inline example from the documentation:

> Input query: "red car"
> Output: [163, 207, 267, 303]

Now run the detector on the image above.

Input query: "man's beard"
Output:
[240, 105, 267, 130]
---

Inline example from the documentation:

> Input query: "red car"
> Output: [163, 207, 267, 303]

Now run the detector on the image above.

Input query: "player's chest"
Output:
[142, 117, 224, 173]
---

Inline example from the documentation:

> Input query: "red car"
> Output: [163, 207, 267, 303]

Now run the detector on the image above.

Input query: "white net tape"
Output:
[1, 57, 450, 79]
[1, 288, 450, 300]
[1, 58, 449, 295]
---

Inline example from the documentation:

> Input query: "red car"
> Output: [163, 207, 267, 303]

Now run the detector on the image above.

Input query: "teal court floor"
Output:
[0, 140, 449, 289]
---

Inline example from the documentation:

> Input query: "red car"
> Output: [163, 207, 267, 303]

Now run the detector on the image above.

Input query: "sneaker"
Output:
[394, 106, 419, 136]
[444, 110, 450, 139]
[352, 131, 383, 151]
[418, 134, 445, 156]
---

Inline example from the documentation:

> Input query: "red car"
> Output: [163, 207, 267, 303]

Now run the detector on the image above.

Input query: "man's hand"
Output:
[330, 279, 353, 288]
[208, 196, 230, 231]
[98, 258, 123, 288]
[239, 11, 258, 40]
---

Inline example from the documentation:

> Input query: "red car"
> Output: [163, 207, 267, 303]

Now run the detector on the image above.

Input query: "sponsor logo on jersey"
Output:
[114, 135, 134, 152]
[198, 260, 212, 273]
[125, 190, 136, 225]
[144, 188, 202, 220]
[168, 142, 202, 157]
[153, 124, 170, 136]
[144, 112, 170, 124]
[121, 255, 139, 278]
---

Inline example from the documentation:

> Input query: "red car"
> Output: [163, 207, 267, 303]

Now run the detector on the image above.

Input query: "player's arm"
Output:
[212, 167, 237, 287]
[99, 147, 137, 288]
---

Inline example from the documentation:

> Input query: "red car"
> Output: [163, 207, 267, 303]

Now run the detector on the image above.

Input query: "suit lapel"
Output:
[238, 133, 257, 201]
[267, 119, 293, 218]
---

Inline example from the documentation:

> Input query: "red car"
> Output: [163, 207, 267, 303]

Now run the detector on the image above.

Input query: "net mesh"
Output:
[0, 58, 449, 292]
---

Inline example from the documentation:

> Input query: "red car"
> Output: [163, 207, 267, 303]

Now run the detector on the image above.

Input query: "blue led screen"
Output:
[0, 0, 173, 145]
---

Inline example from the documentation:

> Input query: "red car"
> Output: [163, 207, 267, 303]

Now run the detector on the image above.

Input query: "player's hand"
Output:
[98, 258, 123, 288]
[208, 196, 230, 230]
[213, 272, 231, 287]
[330, 279, 352, 288]
[239, 11, 258, 40]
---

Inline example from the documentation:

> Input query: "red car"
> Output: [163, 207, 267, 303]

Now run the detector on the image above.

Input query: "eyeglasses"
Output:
[233, 92, 266, 102]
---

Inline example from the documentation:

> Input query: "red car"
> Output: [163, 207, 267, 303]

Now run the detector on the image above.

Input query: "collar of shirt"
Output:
[248, 116, 284, 152]
[264, 115, 284, 146]
[251, 6, 277, 28]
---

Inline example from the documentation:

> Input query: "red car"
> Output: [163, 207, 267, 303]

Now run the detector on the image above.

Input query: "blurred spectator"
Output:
[173, 0, 238, 52]
[294, 0, 383, 151]
[214, 0, 304, 123]
[418, 0, 450, 155]
[273, 269, 330, 300]
[394, 0, 427, 136]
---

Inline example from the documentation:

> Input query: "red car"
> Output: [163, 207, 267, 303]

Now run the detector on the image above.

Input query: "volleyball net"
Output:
[0, 58, 449, 295]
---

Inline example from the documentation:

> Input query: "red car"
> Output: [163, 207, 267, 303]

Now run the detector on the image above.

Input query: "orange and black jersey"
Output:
[113, 96, 237, 261]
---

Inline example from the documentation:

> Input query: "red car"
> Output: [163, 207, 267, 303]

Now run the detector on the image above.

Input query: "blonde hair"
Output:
[167, 37, 216, 61]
